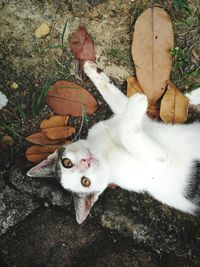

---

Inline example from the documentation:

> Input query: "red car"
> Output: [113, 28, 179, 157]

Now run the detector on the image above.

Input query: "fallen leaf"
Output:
[127, 77, 143, 97]
[25, 132, 67, 145]
[40, 115, 69, 129]
[42, 126, 75, 140]
[132, 7, 174, 103]
[25, 145, 59, 163]
[160, 81, 189, 123]
[46, 80, 98, 116]
[70, 26, 96, 70]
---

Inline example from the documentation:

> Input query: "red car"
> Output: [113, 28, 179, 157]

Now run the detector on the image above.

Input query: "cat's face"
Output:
[57, 140, 109, 194]
[27, 140, 109, 223]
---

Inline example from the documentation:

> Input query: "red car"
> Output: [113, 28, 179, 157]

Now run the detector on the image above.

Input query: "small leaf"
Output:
[46, 80, 98, 116]
[132, 7, 174, 103]
[127, 77, 143, 97]
[25, 132, 67, 145]
[42, 126, 75, 140]
[160, 81, 189, 123]
[70, 26, 96, 70]
[40, 115, 69, 129]
[25, 145, 59, 163]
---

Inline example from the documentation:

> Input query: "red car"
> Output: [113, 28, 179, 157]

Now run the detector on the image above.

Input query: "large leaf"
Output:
[25, 145, 59, 163]
[46, 80, 98, 116]
[160, 81, 189, 123]
[70, 26, 96, 70]
[132, 7, 174, 103]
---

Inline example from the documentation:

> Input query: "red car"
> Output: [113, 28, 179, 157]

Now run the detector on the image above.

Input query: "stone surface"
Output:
[0, 207, 158, 267]
[0, 185, 38, 235]
[100, 189, 200, 262]
[9, 166, 72, 208]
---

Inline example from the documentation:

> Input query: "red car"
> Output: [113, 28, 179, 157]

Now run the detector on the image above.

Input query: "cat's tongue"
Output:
[74, 192, 100, 224]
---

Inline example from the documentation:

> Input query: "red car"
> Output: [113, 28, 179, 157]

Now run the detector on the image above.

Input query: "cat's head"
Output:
[27, 140, 109, 223]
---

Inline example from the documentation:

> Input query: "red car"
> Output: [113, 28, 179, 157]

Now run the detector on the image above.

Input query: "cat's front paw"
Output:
[84, 61, 97, 75]
[129, 93, 148, 113]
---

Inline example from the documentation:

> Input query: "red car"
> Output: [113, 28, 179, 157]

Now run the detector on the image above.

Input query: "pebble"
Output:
[35, 23, 50, 39]
[0, 91, 8, 109]
[11, 82, 19, 89]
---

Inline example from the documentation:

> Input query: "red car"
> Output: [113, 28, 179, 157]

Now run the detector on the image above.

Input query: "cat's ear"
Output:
[27, 150, 58, 178]
[74, 191, 102, 224]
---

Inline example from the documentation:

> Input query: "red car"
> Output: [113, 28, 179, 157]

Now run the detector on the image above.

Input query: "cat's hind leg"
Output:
[84, 61, 128, 114]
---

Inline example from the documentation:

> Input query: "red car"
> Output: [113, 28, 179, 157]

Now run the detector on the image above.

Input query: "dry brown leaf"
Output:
[70, 26, 96, 70]
[40, 115, 69, 129]
[46, 80, 98, 116]
[127, 77, 143, 97]
[42, 126, 75, 140]
[25, 132, 68, 145]
[132, 7, 174, 103]
[160, 81, 189, 123]
[25, 145, 59, 163]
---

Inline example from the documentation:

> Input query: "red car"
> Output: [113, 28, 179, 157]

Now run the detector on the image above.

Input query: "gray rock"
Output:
[9, 166, 72, 208]
[0, 207, 158, 267]
[0, 165, 73, 236]
[99, 188, 200, 263]
[0, 186, 38, 235]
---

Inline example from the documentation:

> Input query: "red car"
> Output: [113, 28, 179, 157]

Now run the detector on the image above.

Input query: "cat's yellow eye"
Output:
[61, 158, 73, 168]
[81, 176, 91, 187]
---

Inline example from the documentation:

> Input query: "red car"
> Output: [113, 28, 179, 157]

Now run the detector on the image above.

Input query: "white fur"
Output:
[185, 88, 200, 105]
[56, 62, 200, 214]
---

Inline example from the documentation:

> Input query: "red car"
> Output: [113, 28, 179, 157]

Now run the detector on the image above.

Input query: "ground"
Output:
[0, 0, 200, 266]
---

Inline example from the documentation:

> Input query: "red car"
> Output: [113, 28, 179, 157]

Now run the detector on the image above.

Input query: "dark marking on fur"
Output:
[55, 147, 65, 181]
[97, 67, 103, 73]
[55, 162, 62, 182]
[57, 147, 65, 160]
[185, 160, 200, 204]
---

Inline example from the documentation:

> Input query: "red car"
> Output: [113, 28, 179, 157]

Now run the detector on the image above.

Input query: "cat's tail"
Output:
[185, 88, 200, 105]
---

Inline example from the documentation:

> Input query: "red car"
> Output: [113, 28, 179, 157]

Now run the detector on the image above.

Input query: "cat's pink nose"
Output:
[79, 158, 91, 170]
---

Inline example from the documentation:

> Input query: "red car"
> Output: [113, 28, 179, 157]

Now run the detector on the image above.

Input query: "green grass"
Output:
[171, 47, 189, 70]
[48, 20, 68, 50]
[172, 0, 190, 13]
[107, 47, 127, 64]
[107, 48, 121, 59]
[32, 80, 52, 116]
[16, 104, 27, 120]
[0, 122, 21, 140]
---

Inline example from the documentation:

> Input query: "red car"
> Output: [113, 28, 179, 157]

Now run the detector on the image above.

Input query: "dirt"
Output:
[0, 0, 200, 266]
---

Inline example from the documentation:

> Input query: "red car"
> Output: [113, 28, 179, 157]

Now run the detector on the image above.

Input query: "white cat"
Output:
[27, 61, 200, 223]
